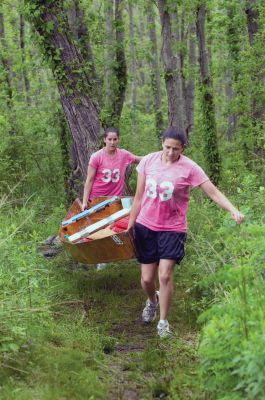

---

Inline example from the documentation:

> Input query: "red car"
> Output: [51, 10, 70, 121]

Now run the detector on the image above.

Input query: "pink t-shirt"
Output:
[89, 148, 136, 199]
[136, 152, 209, 232]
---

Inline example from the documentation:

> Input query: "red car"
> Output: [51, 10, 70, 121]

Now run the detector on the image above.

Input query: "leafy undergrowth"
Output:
[0, 249, 204, 400]
[3, 174, 264, 399]
[0, 199, 208, 399]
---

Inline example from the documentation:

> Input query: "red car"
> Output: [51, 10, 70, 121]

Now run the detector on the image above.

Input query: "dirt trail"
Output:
[105, 284, 199, 400]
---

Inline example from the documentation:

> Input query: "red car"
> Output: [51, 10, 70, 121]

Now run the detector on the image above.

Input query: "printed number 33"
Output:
[146, 178, 174, 201]
[102, 168, 120, 183]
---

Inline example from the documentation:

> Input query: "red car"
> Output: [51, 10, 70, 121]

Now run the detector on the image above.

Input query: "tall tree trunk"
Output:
[67, 0, 100, 103]
[185, 23, 195, 136]
[158, 0, 184, 129]
[246, 0, 260, 46]
[104, 0, 114, 112]
[196, 2, 221, 184]
[128, 2, 137, 134]
[113, 0, 127, 125]
[245, 0, 265, 162]
[77, 1, 101, 103]
[57, 109, 73, 204]
[137, 6, 146, 88]
[147, 0, 163, 138]
[25, 0, 101, 192]
[0, 11, 13, 109]
[19, 14, 31, 105]
[226, 3, 241, 139]
[170, 6, 186, 129]
[225, 74, 237, 140]
[103, 0, 127, 127]
[178, 8, 195, 137]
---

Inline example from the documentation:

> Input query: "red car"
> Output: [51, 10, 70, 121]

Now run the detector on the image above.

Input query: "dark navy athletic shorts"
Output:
[134, 222, 187, 264]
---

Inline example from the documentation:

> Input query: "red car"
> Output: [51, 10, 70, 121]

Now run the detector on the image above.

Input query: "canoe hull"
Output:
[59, 197, 137, 264]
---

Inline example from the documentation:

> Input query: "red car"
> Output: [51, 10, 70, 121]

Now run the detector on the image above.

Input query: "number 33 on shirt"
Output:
[101, 168, 120, 183]
[146, 177, 174, 202]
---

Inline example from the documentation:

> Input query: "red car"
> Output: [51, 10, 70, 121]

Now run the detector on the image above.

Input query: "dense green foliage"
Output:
[0, 0, 264, 398]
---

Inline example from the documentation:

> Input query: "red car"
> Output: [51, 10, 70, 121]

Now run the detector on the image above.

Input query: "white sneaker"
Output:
[142, 291, 159, 323]
[96, 263, 107, 271]
[157, 320, 172, 338]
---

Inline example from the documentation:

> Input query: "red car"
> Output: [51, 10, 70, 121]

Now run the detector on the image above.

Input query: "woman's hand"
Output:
[81, 203, 88, 212]
[200, 181, 245, 224]
[231, 209, 245, 224]
[81, 199, 91, 212]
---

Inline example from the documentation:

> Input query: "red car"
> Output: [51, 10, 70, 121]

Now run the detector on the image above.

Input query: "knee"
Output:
[141, 275, 154, 287]
[159, 273, 171, 287]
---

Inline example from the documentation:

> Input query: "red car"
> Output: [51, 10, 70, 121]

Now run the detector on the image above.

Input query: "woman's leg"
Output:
[141, 262, 158, 303]
[158, 259, 175, 320]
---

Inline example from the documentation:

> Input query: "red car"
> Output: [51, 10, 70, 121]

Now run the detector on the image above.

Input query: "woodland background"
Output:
[0, 0, 265, 399]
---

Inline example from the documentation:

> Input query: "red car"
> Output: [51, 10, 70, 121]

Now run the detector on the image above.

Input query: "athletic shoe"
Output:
[157, 320, 172, 338]
[142, 291, 159, 323]
[96, 263, 107, 271]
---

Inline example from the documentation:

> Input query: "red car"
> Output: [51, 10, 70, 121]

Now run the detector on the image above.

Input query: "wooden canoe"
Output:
[59, 196, 137, 264]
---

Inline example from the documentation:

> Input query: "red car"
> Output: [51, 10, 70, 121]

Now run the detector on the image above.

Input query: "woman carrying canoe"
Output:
[82, 127, 142, 269]
[82, 127, 142, 209]
[128, 126, 244, 338]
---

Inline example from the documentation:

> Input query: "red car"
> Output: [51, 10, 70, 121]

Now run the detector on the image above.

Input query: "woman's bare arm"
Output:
[82, 165, 97, 211]
[127, 173, 145, 230]
[200, 180, 244, 224]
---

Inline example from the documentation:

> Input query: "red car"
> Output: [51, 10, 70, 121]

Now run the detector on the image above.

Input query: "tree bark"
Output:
[137, 7, 146, 88]
[0, 11, 13, 109]
[19, 14, 31, 105]
[25, 0, 102, 191]
[158, 0, 184, 129]
[147, 0, 163, 138]
[104, 0, 114, 109]
[196, 2, 221, 184]
[68, 0, 101, 103]
[113, 0, 127, 124]
[128, 2, 137, 134]
[185, 22, 195, 136]
[57, 109, 74, 204]
[246, 0, 265, 124]
[225, 3, 241, 138]
[179, 12, 195, 137]
[246, 0, 260, 45]
[102, 0, 127, 127]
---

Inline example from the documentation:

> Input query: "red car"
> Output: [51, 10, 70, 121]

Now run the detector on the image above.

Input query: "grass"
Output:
[0, 247, 203, 399]
[0, 197, 215, 399]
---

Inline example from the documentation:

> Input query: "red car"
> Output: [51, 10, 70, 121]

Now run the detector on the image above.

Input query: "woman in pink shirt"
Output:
[82, 127, 142, 269]
[128, 127, 244, 338]
[82, 127, 142, 210]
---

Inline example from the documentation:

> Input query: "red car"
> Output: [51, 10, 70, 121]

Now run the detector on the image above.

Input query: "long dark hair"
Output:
[162, 127, 187, 147]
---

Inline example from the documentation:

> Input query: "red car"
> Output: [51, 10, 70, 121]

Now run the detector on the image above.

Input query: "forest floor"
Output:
[61, 258, 204, 400]
[1, 252, 206, 400]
